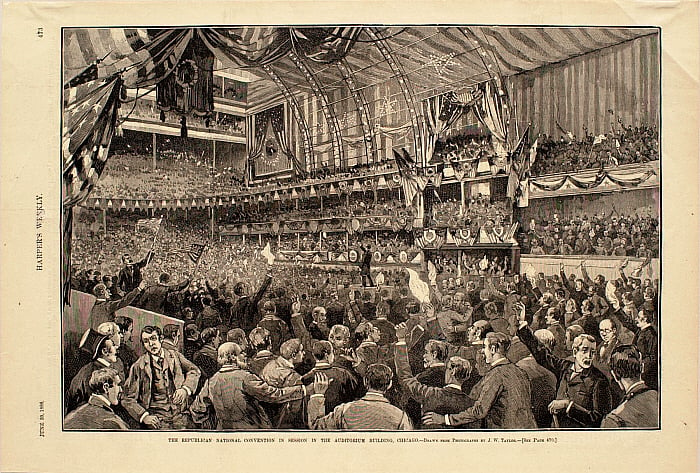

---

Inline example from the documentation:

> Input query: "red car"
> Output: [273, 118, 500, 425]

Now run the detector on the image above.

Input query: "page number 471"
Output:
[37, 28, 43, 38]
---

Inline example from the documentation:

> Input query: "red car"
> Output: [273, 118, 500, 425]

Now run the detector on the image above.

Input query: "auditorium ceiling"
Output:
[240, 26, 657, 109]
[63, 26, 657, 113]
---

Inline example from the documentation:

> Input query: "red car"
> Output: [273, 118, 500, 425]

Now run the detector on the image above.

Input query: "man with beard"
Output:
[190, 342, 307, 430]
[516, 303, 612, 428]
[260, 338, 308, 429]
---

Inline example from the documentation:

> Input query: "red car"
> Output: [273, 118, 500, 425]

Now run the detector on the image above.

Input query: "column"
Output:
[210, 207, 215, 240]
[152, 132, 157, 171]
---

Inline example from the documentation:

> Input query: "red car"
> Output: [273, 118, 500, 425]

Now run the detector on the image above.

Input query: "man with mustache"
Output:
[515, 302, 612, 428]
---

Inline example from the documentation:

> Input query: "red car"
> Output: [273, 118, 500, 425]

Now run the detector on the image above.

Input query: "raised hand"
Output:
[313, 372, 330, 396]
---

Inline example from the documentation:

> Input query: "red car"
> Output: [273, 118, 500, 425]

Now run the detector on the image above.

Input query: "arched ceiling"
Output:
[244, 26, 657, 107]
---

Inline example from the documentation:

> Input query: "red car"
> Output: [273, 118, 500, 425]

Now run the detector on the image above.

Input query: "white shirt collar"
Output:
[93, 394, 112, 407]
[626, 380, 646, 394]
[444, 383, 462, 391]
[96, 358, 111, 368]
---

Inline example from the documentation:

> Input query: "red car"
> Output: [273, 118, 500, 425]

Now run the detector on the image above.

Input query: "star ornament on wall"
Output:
[378, 95, 398, 118]
[427, 53, 458, 77]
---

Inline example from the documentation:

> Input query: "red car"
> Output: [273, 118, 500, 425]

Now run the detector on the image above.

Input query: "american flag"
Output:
[63, 75, 122, 207]
[188, 243, 207, 264]
[393, 148, 427, 209]
[62, 75, 122, 305]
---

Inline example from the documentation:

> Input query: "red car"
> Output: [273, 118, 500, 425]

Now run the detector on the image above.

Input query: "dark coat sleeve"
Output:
[517, 324, 568, 379]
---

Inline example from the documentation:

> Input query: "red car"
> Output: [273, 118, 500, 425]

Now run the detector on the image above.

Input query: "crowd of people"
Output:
[429, 252, 512, 278]
[429, 195, 511, 229]
[432, 132, 493, 167]
[65, 222, 659, 430]
[220, 196, 408, 225]
[92, 153, 246, 199]
[520, 212, 659, 257]
[530, 122, 659, 177]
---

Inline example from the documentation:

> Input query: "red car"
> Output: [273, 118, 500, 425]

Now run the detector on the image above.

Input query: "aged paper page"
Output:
[1, 1, 697, 472]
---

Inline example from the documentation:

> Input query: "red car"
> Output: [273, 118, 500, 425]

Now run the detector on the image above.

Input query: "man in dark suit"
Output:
[416, 339, 448, 387]
[359, 244, 374, 287]
[617, 305, 658, 391]
[256, 301, 291, 354]
[193, 327, 222, 381]
[516, 329, 558, 428]
[601, 345, 659, 428]
[301, 340, 360, 413]
[230, 272, 273, 333]
[248, 327, 276, 375]
[423, 331, 536, 429]
[516, 303, 612, 428]
[66, 329, 121, 414]
[138, 273, 190, 315]
[117, 251, 153, 294]
[122, 326, 201, 429]
[394, 323, 475, 429]
[64, 368, 129, 430]
[89, 281, 145, 328]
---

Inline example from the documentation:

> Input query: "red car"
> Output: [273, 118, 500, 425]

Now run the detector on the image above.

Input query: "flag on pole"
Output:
[188, 243, 207, 264]
[261, 242, 276, 265]
[393, 148, 427, 209]
[405, 267, 430, 304]
[136, 217, 162, 235]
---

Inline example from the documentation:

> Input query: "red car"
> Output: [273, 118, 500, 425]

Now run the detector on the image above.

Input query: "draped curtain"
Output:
[470, 80, 509, 158]
[250, 108, 273, 161]
[196, 27, 362, 68]
[422, 93, 465, 163]
[269, 105, 306, 178]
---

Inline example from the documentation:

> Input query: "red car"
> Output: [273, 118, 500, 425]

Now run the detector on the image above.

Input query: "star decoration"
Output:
[427, 53, 458, 77]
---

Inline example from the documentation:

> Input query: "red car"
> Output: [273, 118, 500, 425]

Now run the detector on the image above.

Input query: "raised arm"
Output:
[514, 302, 568, 378]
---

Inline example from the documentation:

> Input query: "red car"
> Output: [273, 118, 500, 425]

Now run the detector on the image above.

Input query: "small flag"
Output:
[592, 134, 607, 146]
[261, 242, 276, 265]
[136, 217, 162, 235]
[188, 243, 206, 264]
[427, 261, 437, 286]
[405, 267, 430, 304]
[529, 138, 538, 167]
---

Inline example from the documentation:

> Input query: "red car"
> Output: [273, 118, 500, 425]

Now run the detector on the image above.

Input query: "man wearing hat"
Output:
[65, 328, 121, 414]
[89, 279, 146, 328]
[64, 368, 130, 430]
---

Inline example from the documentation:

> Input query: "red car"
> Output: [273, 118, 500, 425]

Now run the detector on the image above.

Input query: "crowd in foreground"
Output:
[65, 237, 659, 430]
